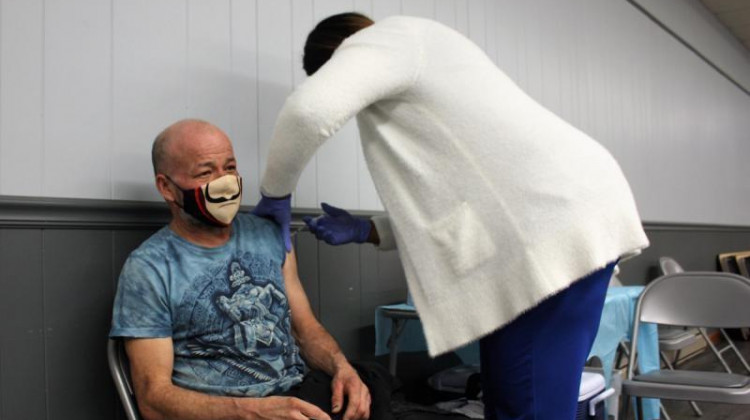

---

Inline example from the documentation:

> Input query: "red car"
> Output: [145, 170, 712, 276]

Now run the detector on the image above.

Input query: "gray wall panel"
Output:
[4, 198, 750, 420]
[0, 229, 45, 420]
[43, 230, 115, 420]
[619, 225, 750, 285]
[0, 339, 46, 420]
[359, 246, 407, 328]
[319, 243, 361, 358]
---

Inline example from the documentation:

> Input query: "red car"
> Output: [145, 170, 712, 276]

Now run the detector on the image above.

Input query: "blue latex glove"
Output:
[252, 194, 292, 252]
[303, 203, 371, 245]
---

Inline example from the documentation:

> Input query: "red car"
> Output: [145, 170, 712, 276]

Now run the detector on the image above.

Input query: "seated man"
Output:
[110, 119, 379, 420]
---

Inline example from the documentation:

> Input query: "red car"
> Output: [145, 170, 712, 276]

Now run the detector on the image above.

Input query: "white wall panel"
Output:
[402, 0, 434, 18]
[1, 0, 750, 224]
[291, 0, 317, 208]
[187, 0, 232, 131]
[550, 0, 578, 124]
[257, 0, 292, 191]
[353, 0, 373, 17]
[495, 0, 519, 84]
[536, 0, 563, 117]
[372, 0, 400, 20]
[0, 0, 44, 196]
[454, 0, 468, 36]
[592, 0, 617, 153]
[483, 0, 497, 64]
[434, 0, 456, 27]
[467, 0, 485, 52]
[44, 0, 112, 199]
[313, 0, 355, 20]
[112, 0, 186, 201]
[230, 0, 260, 205]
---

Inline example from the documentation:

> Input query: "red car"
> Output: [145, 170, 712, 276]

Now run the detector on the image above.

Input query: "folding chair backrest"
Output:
[107, 338, 141, 420]
[638, 272, 750, 329]
[658, 257, 684, 275]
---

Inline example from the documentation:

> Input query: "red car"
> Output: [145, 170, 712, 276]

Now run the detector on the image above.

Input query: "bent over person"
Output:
[253, 13, 651, 420]
[109, 119, 380, 420]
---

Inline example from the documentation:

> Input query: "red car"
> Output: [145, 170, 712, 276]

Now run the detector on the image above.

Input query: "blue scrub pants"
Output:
[479, 262, 615, 420]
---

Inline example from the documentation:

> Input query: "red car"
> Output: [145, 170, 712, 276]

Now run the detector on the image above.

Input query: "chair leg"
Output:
[720, 328, 750, 374]
[659, 351, 673, 369]
[620, 394, 631, 420]
[688, 400, 703, 417]
[699, 328, 733, 373]
[616, 341, 631, 370]
[659, 402, 672, 420]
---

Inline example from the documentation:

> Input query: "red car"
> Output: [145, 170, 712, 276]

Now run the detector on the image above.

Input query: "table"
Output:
[375, 286, 660, 419]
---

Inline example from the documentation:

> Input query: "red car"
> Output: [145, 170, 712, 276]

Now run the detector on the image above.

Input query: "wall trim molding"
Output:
[642, 222, 750, 233]
[0, 195, 333, 229]
[1, 195, 749, 232]
[3, 195, 750, 233]
[0, 195, 172, 229]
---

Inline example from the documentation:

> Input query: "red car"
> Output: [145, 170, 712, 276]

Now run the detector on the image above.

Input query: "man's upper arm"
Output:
[125, 337, 175, 400]
[112, 254, 175, 400]
[282, 248, 318, 333]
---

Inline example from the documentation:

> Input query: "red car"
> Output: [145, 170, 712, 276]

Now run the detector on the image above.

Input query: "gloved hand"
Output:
[252, 193, 293, 252]
[303, 203, 371, 245]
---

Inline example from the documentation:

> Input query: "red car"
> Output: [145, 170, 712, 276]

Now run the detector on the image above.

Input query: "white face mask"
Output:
[170, 174, 243, 227]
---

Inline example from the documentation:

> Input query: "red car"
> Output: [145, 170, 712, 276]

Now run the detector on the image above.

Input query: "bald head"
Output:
[152, 119, 231, 176]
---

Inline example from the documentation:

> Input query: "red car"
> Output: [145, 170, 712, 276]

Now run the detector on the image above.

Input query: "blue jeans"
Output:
[480, 262, 615, 420]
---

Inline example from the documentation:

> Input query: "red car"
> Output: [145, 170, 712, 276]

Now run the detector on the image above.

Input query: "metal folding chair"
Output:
[660, 257, 750, 374]
[107, 338, 142, 420]
[658, 257, 704, 416]
[621, 272, 750, 419]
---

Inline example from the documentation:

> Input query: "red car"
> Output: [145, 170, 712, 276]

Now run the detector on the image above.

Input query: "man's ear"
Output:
[155, 174, 178, 204]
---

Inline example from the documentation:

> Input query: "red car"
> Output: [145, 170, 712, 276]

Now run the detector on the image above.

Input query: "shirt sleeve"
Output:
[371, 215, 397, 251]
[109, 254, 173, 338]
[260, 23, 424, 198]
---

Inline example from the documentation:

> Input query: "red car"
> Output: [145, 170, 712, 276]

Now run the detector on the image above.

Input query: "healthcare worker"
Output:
[253, 12, 649, 420]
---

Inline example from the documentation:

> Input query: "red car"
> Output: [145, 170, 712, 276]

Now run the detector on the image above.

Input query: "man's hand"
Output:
[303, 203, 372, 246]
[241, 396, 332, 420]
[331, 365, 371, 420]
[253, 194, 293, 251]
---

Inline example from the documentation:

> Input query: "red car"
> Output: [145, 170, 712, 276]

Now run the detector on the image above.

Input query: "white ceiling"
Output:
[700, 0, 750, 51]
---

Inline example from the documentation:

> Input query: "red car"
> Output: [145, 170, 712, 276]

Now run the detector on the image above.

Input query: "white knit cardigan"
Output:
[261, 16, 649, 357]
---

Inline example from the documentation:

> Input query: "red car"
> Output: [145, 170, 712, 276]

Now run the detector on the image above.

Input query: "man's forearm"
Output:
[295, 321, 350, 376]
[137, 382, 247, 420]
[139, 383, 330, 420]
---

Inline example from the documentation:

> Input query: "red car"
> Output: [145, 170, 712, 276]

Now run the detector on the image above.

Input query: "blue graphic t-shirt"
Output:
[109, 213, 306, 397]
